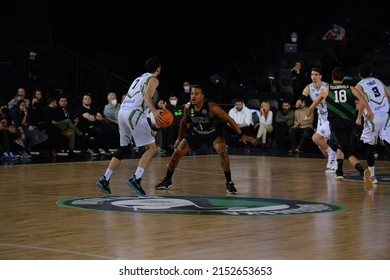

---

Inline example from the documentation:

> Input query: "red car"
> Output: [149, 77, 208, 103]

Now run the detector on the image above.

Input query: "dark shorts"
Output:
[185, 133, 223, 151]
[329, 118, 355, 150]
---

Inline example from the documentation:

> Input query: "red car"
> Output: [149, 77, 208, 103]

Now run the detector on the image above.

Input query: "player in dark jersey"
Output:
[305, 67, 374, 187]
[154, 85, 256, 194]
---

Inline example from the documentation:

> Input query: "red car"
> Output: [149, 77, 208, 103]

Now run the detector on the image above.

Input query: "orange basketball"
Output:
[157, 110, 174, 128]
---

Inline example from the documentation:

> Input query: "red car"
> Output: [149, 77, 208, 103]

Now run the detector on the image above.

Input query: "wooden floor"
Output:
[1, 154, 389, 260]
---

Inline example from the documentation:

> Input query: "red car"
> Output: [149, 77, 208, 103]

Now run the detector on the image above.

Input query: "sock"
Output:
[134, 167, 145, 180]
[355, 163, 364, 176]
[368, 166, 375, 177]
[327, 147, 334, 157]
[104, 169, 113, 180]
[165, 169, 174, 181]
[224, 171, 232, 182]
[337, 159, 343, 174]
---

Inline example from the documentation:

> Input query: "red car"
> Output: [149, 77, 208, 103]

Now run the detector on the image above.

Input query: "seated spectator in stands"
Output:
[322, 22, 349, 71]
[177, 80, 191, 106]
[8, 87, 30, 109]
[76, 93, 116, 156]
[103, 92, 120, 144]
[288, 100, 314, 153]
[45, 97, 84, 157]
[255, 101, 273, 150]
[30, 89, 44, 110]
[322, 23, 347, 44]
[164, 93, 183, 152]
[291, 61, 308, 102]
[0, 104, 18, 159]
[104, 92, 120, 125]
[9, 99, 48, 159]
[28, 96, 48, 132]
[152, 98, 169, 154]
[228, 98, 255, 148]
[273, 100, 295, 148]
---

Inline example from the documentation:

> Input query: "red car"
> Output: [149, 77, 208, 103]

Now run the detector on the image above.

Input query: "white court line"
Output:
[0, 243, 118, 260]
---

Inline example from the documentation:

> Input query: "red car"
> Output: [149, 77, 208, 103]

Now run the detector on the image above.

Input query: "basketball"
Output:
[157, 110, 174, 128]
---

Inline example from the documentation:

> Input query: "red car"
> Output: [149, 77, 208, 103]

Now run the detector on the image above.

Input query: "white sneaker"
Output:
[325, 166, 337, 173]
[21, 151, 32, 159]
[14, 139, 25, 147]
[325, 161, 337, 173]
[370, 176, 378, 184]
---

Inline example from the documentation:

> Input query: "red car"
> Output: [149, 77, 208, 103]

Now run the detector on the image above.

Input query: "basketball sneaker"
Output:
[370, 176, 378, 184]
[96, 175, 111, 194]
[127, 175, 146, 195]
[364, 169, 373, 191]
[226, 181, 237, 194]
[325, 162, 337, 174]
[155, 178, 172, 190]
[335, 171, 344, 181]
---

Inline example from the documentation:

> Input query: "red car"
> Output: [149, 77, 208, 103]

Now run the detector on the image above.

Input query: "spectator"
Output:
[8, 87, 30, 109]
[177, 80, 191, 105]
[273, 100, 295, 148]
[288, 101, 314, 153]
[255, 101, 273, 150]
[165, 93, 183, 152]
[228, 98, 255, 150]
[76, 93, 116, 156]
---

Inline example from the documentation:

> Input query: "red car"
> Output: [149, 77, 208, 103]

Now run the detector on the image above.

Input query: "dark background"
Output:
[1, 0, 390, 102]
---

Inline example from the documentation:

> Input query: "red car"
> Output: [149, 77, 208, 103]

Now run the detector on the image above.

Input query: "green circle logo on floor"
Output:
[57, 196, 346, 216]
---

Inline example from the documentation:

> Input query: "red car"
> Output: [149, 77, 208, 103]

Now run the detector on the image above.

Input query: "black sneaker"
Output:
[155, 178, 172, 190]
[226, 181, 237, 194]
[127, 175, 146, 195]
[96, 175, 111, 194]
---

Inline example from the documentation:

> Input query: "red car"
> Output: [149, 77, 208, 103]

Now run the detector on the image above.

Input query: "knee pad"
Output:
[114, 144, 131, 160]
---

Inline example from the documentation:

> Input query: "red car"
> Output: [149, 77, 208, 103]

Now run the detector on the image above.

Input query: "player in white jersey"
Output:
[356, 64, 390, 184]
[296, 67, 336, 172]
[96, 57, 164, 196]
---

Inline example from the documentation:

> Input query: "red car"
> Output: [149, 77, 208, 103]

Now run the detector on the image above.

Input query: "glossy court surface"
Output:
[1, 150, 389, 260]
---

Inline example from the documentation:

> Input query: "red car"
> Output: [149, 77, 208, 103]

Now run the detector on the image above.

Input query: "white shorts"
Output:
[118, 108, 155, 147]
[316, 119, 331, 138]
[361, 111, 389, 145]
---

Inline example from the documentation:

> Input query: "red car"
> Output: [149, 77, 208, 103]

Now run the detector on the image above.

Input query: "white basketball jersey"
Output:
[357, 77, 389, 114]
[309, 81, 329, 123]
[120, 72, 154, 113]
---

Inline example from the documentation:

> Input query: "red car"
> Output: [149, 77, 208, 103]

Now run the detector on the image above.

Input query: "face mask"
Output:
[111, 99, 117, 106]
[183, 86, 190, 93]
[170, 99, 177, 106]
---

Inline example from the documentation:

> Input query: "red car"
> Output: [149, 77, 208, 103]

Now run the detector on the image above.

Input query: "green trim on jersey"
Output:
[327, 84, 357, 122]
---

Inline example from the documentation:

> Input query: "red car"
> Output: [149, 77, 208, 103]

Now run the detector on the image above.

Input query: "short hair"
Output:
[359, 64, 371, 79]
[145, 57, 161, 73]
[107, 92, 116, 100]
[311, 67, 322, 75]
[331, 67, 344, 81]
[47, 97, 56, 105]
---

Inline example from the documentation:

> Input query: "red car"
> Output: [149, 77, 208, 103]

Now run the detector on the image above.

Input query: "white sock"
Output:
[368, 166, 375, 177]
[327, 147, 334, 157]
[135, 167, 145, 179]
[104, 169, 113, 180]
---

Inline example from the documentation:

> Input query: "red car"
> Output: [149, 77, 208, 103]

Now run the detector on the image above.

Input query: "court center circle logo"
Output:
[57, 196, 346, 216]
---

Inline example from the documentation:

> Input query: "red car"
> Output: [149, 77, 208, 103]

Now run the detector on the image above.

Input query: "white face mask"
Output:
[170, 99, 177, 106]
[111, 99, 117, 106]
[183, 86, 190, 93]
